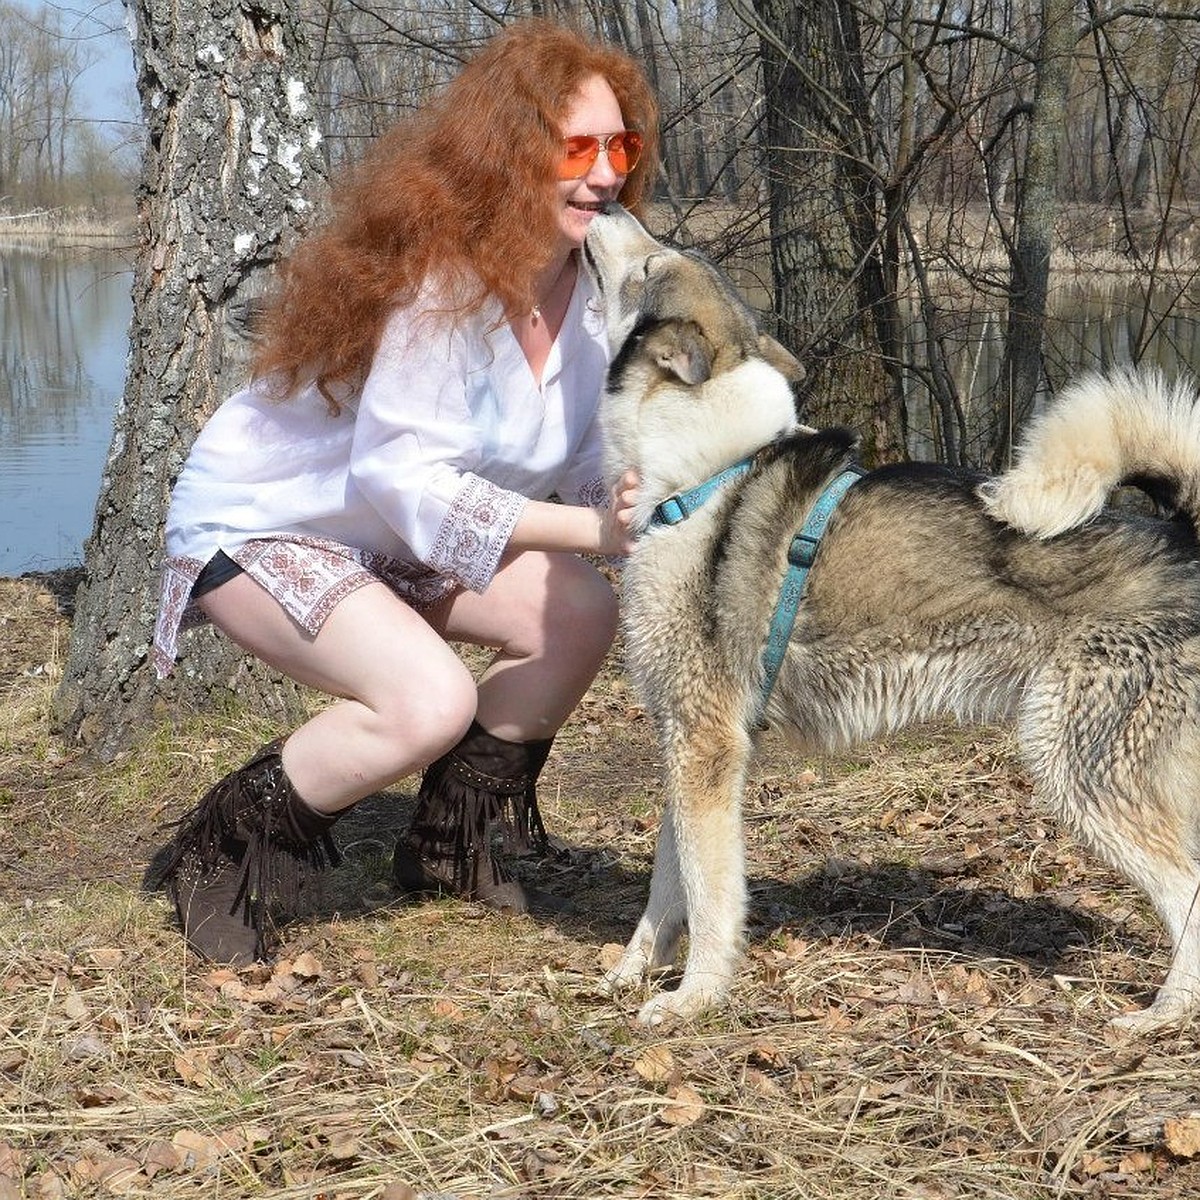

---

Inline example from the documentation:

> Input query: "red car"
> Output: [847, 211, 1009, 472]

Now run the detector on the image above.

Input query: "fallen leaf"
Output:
[31, 1169, 67, 1198]
[326, 1135, 359, 1161]
[70, 1156, 142, 1192]
[633, 1045, 675, 1083]
[85, 948, 124, 970]
[72, 1083, 125, 1107]
[173, 1050, 215, 1089]
[522, 1146, 566, 1182]
[1164, 1115, 1200, 1158]
[141, 1141, 182, 1179]
[744, 1067, 784, 1096]
[507, 1074, 544, 1102]
[63, 1034, 109, 1062]
[658, 1084, 705, 1127]
[60, 992, 88, 1021]
[1080, 1152, 1114, 1177]
[598, 943, 625, 971]
[234, 1125, 270, 1148]
[379, 1185, 419, 1200]
[172, 1130, 221, 1171]
[244, 975, 302, 1005]
[96, 1159, 142, 1194]
[0, 1143, 23, 1177]
[289, 951, 323, 979]
[1118, 1150, 1155, 1173]
[745, 1040, 784, 1067]
[170, 1127, 260, 1172]
[431, 998, 465, 1021]
[218, 978, 247, 1001]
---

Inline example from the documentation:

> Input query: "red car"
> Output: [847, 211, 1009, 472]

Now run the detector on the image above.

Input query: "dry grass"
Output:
[3, 571, 1200, 1199]
[0, 208, 134, 247]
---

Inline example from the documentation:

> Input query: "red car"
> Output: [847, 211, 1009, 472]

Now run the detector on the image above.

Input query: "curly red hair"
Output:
[254, 19, 659, 409]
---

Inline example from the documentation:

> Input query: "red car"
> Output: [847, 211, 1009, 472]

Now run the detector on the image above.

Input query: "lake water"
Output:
[0, 245, 132, 575]
[2, 245, 1199, 576]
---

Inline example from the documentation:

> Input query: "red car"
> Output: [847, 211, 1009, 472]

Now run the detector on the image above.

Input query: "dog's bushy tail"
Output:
[978, 368, 1200, 539]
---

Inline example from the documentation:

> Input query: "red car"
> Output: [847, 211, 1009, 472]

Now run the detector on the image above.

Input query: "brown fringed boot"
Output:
[143, 740, 342, 964]
[391, 720, 567, 914]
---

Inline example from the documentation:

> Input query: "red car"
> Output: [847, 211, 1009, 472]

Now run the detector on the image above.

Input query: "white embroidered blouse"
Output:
[153, 269, 610, 672]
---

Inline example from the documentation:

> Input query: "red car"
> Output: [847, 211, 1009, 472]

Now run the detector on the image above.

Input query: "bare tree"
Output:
[737, 0, 1199, 466]
[746, 0, 902, 462]
[0, 0, 135, 211]
[992, 0, 1077, 468]
[52, 0, 326, 756]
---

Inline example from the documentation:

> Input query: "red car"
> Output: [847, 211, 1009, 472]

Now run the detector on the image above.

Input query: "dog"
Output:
[582, 203, 1200, 1032]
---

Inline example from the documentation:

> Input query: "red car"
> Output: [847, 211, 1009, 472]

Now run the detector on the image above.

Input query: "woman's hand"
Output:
[507, 471, 641, 558]
[598, 468, 640, 557]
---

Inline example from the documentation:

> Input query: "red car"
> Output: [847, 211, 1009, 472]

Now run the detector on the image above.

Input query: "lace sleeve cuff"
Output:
[427, 476, 527, 592]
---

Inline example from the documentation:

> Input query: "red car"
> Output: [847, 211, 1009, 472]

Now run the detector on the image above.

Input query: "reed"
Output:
[0, 206, 134, 245]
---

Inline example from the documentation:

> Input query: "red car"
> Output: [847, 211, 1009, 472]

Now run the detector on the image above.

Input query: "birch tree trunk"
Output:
[51, 0, 326, 757]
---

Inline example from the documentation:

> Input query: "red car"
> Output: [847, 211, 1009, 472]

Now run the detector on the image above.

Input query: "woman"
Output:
[146, 19, 658, 964]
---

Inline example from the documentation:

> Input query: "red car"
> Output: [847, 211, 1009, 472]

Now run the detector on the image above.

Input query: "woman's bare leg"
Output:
[199, 574, 478, 811]
[427, 550, 619, 742]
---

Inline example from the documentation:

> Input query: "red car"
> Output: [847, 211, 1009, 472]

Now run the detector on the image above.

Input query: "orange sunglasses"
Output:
[558, 130, 644, 180]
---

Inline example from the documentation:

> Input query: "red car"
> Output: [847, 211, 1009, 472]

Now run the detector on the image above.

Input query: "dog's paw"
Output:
[635, 984, 723, 1027]
[1109, 997, 1197, 1034]
[600, 922, 684, 995]
[600, 946, 653, 995]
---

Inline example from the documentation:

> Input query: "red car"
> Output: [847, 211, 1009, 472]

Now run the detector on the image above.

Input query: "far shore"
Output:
[4, 201, 1198, 295]
[0, 207, 136, 245]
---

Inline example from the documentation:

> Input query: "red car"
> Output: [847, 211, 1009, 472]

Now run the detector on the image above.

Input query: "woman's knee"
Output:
[439, 552, 619, 661]
[544, 558, 619, 653]
[372, 658, 477, 761]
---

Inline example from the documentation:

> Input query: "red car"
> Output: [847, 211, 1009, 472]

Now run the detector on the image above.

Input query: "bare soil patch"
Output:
[2, 571, 1200, 1198]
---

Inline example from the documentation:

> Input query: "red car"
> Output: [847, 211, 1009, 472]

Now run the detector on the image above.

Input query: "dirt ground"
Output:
[3, 570, 1200, 1199]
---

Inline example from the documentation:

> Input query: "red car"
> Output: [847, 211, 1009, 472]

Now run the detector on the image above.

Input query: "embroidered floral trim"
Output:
[152, 556, 205, 678]
[233, 539, 376, 636]
[152, 535, 457, 677]
[428, 476, 525, 593]
[576, 474, 608, 509]
[358, 550, 457, 609]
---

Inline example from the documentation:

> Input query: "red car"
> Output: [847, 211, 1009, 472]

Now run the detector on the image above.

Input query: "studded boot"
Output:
[143, 740, 342, 964]
[391, 720, 566, 913]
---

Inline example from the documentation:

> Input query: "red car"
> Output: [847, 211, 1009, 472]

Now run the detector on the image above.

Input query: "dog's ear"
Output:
[653, 321, 714, 385]
[758, 334, 806, 384]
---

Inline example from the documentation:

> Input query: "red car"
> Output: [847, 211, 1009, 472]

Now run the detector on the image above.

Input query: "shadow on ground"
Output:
[313, 790, 1126, 992]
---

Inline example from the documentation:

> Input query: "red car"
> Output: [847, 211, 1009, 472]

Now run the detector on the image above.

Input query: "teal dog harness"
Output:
[648, 457, 863, 715]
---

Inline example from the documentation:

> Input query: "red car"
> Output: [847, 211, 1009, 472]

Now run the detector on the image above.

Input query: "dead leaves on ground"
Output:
[6, 622, 1200, 1200]
[0, 948, 423, 1194]
[1165, 1116, 1200, 1159]
[0, 1126, 271, 1198]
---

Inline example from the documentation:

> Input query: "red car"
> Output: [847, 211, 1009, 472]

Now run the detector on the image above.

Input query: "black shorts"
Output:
[190, 550, 245, 599]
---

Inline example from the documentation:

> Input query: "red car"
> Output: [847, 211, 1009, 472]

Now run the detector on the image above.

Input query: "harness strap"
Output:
[642, 453, 863, 719]
[651, 456, 755, 527]
[757, 468, 863, 717]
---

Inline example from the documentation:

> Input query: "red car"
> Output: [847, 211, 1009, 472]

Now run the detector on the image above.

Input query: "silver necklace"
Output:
[530, 258, 573, 324]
